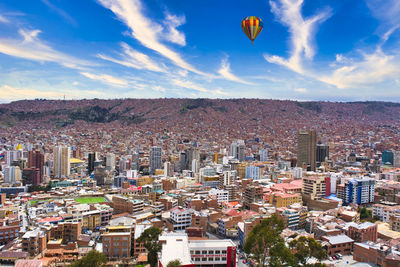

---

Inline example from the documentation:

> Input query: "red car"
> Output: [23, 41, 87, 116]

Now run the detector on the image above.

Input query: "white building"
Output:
[222, 170, 237, 185]
[158, 233, 238, 267]
[169, 207, 192, 231]
[292, 167, 303, 179]
[209, 188, 229, 203]
[372, 204, 400, 222]
[230, 140, 245, 162]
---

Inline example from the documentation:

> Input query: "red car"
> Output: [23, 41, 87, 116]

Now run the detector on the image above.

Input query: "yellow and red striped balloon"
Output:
[241, 16, 263, 45]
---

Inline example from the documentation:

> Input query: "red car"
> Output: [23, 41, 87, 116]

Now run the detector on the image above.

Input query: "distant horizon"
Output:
[0, 0, 400, 102]
[2, 97, 400, 105]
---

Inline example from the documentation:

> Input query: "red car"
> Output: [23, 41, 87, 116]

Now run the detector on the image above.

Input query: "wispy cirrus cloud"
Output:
[97, 42, 167, 73]
[0, 28, 94, 69]
[0, 15, 9, 23]
[97, 0, 206, 75]
[41, 0, 77, 26]
[171, 78, 227, 95]
[0, 84, 108, 101]
[264, 0, 331, 74]
[218, 58, 254, 85]
[80, 72, 129, 87]
[163, 13, 186, 46]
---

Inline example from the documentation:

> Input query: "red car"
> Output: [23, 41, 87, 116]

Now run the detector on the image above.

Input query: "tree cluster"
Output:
[244, 215, 327, 267]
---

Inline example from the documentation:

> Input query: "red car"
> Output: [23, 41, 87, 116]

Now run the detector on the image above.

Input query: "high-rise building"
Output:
[28, 150, 44, 183]
[394, 151, 400, 168]
[222, 170, 237, 186]
[259, 149, 268, 162]
[106, 153, 116, 171]
[343, 178, 375, 205]
[245, 166, 260, 180]
[53, 146, 70, 178]
[230, 140, 245, 162]
[88, 152, 96, 174]
[164, 161, 172, 177]
[150, 146, 162, 175]
[183, 147, 200, 170]
[302, 176, 326, 200]
[297, 130, 317, 171]
[382, 150, 394, 165]
[131, 151, 139, 171]
[4, 166, 22, 184]
[316, 144, 329, 167]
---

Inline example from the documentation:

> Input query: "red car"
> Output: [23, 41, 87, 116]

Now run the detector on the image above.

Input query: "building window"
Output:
[195, 250, 201, 255]
[208, 250, 214, 254]
[195, 258, 201, 262]
[208, 257, 214, 261]
[222, 250, 227, 254]
[201, 257, 207, 261]
[215, 250, 221, 254]
[222, 257, 227, 261]
[215, 257, 220, 261]
[202, 250, 207, 255]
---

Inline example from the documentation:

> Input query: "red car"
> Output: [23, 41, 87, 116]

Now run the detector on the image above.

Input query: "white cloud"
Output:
[264, 0, 331, 74]
[163, 13, 186, 46]
[319, 49, 400, 89]
[218, 58, 254, 85]
[41, 0, 77, 26]
[366, 0, 400, 27]
[0, 29, 93, 69]
[98, 42, 166, 72]
[97, 0, 206, 75]
[80, 72, 129, 87]
[295, 87, 307, 93]
[0, 84, 107, 101]
[171, 78, 226, 95]
[153, 86, 166, 92]
[0, 15, 9, 24]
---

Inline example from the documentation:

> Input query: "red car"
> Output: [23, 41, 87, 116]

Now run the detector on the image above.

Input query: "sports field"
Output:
[74, 197, 106, 204]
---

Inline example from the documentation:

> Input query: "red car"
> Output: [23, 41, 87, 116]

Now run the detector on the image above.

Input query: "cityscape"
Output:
[1, 0, 400, 267]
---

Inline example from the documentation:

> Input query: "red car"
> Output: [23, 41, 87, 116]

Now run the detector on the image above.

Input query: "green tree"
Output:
[289, 236, 327, 266]
[69, 250, 107, 267]
[167, 259, 182, 267]
[137, 226, 162, 267]
[244, 215, 293, 267]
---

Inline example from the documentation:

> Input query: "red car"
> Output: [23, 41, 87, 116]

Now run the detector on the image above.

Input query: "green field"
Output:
[74, 197, 106, 204]
[30, 200, 37, 205]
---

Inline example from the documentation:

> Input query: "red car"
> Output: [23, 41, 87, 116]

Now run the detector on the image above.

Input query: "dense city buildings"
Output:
[1, 99, 400, 266]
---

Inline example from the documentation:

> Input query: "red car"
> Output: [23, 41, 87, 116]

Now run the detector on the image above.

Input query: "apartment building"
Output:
[168, 207, 193, 231]
[102, 232, 131, 259]
[22, 229, 47, 257]
[112, 196, 144, 214]
[302, 176, 326, 200]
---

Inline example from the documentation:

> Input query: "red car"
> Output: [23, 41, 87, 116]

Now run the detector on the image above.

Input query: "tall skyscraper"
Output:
[28, 150, 44, 183]
[4, 166, 21, 184]
[54, 146, 70, 178]
[150, 146, 162, 175]
[88, 152, 95, 174]
[106, 153, 116, 171]
[230, 140, 245, 162]
[316, 144, 329, 167]
[186, 147, 200, 170]
[297, 130, 317, 171]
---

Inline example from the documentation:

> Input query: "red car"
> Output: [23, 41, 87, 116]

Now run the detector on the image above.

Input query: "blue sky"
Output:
[0, 0, 400, 102]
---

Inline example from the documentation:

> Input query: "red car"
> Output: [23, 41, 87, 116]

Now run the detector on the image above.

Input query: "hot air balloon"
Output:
[241, 16, 263, 45]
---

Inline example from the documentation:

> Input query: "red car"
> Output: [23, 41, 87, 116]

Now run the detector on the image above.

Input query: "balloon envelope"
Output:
[241, 16, 263, 44]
